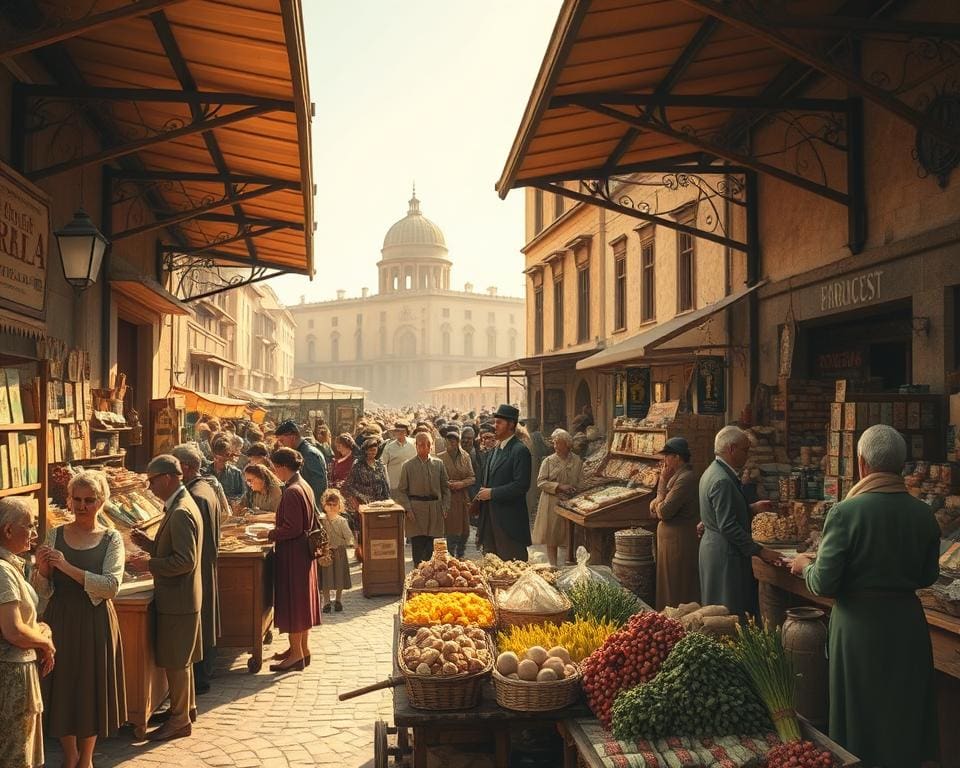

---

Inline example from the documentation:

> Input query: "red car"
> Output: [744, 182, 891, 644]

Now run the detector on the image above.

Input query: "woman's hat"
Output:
[658, 437, 691, 459]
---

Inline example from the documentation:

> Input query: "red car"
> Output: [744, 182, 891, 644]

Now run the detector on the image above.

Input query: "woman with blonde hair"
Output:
[33, 470, 126, 768]
[318, 489, 354, 613]
[242, 462, 283, 514]
[532, 429, 583, 566]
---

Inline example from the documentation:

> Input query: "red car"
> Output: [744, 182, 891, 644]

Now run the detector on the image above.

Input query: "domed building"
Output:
[290, 190, 525, 406]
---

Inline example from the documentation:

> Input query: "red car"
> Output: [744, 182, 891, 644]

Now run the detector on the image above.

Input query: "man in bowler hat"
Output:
[475, 404, 532, 561]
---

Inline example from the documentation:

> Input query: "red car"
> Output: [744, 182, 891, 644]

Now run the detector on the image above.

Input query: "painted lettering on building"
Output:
[819, 270, 883, 312]
[0, 164, 49, 317]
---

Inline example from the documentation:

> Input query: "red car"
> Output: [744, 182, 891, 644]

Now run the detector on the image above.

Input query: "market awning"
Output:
[188, 350, 235, 368]
[495, 1, 960, 256]
[169, 385, 250, 418]
[110, 270, 192, 323]
[426, 376, 508, 393]
[6, 0, 314, 296]
[476, 344, 602, 378]
[270, 381, 367, 402]
[227, 387, 273, 406]
[576, 281, 763, 370]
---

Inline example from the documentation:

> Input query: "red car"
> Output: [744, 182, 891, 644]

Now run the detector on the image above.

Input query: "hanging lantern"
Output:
[55, 209, 109, 290]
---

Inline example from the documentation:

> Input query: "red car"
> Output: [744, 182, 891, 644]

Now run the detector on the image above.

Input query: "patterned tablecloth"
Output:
[574, 718, 780, 768]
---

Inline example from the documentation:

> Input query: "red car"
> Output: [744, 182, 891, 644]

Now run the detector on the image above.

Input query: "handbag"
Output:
[307, 507, 333, 567]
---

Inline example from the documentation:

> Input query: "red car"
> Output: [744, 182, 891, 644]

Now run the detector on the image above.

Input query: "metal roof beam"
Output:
[27, 104, 279, 181]
[676, 0, 960, 155]
[112, 170, 300, 189]
[194, 213, 305, 230]
[159, 224, 298, 255]
[1, 0, 189, 59]
[553, 93, 847, 112]
[518, 157, 742, 187]
[18, 85, 294, 110]
[765, 14, 960, 38]
[112, 183, 287, 241]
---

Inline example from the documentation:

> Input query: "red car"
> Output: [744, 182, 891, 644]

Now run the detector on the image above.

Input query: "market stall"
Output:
[267, 380, 366, 435]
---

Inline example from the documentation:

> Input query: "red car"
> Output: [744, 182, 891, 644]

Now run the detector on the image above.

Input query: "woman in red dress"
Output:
[266, 447, 321, 672]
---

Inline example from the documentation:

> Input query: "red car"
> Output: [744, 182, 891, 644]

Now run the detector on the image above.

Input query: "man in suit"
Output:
[275, 420, 327, 503]
[698, 425, 780, 618]
[476, 404, 532, 561]
[131, 455, 204, 741]
[172, 444, 223, 696]
[396, 431, 451, 565]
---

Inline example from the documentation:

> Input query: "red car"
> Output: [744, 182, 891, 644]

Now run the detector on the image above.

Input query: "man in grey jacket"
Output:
[396, 432, 450, 566]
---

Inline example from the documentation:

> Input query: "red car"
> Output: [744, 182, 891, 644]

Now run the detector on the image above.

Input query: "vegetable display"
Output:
[400, 625, 492, 676]
[580, 611, 685, 726]
[735, 618, 801, 742]
[401, 592, 495, 627]
[565, 578, 645, 627]
[495, 646, 577, 682]
[408, 553, 485, 589]
[611, 632, 771, 740]
[764, 740, 836, 768]
[497, 618, 618, 663]
[477, 553, 557, 585]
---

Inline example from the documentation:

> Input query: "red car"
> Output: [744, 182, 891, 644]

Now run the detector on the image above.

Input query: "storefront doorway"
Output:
[798, 300, 913, 390]
[116, 317, 151, 469]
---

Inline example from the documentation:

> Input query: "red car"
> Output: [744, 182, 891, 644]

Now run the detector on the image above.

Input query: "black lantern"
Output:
[54, 209, 109, 290]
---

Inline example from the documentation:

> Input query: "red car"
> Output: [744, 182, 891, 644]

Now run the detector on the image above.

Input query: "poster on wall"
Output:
[0, 162, 50, 320]
[696, 356, 726, 414]
[613, 373, 626, 418]
[626, 367, 650, 419]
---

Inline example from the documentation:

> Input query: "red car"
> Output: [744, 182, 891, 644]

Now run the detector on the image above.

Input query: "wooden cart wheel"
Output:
[247, 656, 262, 673]
[374, 719, 389, 768]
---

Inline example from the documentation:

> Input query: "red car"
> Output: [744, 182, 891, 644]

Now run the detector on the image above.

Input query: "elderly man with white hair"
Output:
[789, 425, 939, 768]
[699, 425, 781, 618]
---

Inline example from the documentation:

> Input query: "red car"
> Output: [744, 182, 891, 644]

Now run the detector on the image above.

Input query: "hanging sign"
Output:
[696, 356, 726, 414]
[626, 367, 650, 418]
[0, 162, 49, 319]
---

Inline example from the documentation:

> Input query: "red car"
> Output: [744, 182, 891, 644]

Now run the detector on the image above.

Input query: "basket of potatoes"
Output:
[397, 624, 494, 710]
[492, 645, 581, 712]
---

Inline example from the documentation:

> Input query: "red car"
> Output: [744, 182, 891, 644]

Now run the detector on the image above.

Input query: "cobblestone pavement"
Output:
[45, 536, 522, 768]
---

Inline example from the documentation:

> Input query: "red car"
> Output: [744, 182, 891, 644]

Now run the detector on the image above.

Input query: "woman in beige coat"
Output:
[532, 430, 583, 566]
[650, 437, 701, 610]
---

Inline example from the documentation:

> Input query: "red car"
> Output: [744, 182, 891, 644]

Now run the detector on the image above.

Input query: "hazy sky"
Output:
[271, 1, 562, 305]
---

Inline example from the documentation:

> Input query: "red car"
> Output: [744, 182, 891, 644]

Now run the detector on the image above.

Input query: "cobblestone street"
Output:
[46, 556, 397, 768]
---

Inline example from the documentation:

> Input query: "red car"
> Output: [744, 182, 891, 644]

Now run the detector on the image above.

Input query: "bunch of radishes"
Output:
[764, 740, 836, 768]
[580, 611, 684, 726]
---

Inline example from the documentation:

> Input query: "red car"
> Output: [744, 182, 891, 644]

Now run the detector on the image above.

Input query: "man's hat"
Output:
[275, 420, 300, 437]
[658, 437, 691, 460]
[443, 426, 461, 440]
[146, 454, 182, 476]
[492, 404, 520, 423]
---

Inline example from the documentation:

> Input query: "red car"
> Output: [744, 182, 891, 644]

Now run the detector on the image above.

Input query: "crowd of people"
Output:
[0, 400, 943, 768]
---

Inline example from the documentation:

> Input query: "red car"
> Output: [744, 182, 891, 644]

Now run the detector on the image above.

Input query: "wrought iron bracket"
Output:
[159, 249, 286, 303]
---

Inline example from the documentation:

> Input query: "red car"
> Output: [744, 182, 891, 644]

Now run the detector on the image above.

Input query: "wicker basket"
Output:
[492, 666, 581, 712]
[496, 591, 572, 629]
[399, 587, 497, 632]
[397, 631, 494, 710]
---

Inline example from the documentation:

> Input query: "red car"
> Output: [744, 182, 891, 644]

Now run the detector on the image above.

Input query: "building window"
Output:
[308, 319, 314, 329]
[553, 276, 564, 350]
[379, 326, 387, 356]
[577, 264, 590, 343]
[614, 243, 627, 331]
[332, 316, 338, 328]
[488, 311, 495, 323]
[331, 333, 340, 362]
[487, 328, 496, 357]
[442, 328, 451, 355]
[356, 313, 362, 326]
[554, 193, 564, 219]
[534, 286, 544, 355]
[306, 335, 316, 362]
[510, 313, 515, 324]
[641, 239, 655, 322]
[380, 311, 386, 323]
[355, 331, 362, 360]
[464, 329, 474, 357]
[534, 189, 544, 234]
[465, 309, 472, 320]
[677, 232, 695, 312]
[509, 330, 517, 357]
[442, 308, 449, 318]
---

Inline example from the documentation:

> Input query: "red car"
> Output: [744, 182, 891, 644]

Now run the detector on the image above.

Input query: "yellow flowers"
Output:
[402, 592, 495, 627]
[497, 618, 617, 662]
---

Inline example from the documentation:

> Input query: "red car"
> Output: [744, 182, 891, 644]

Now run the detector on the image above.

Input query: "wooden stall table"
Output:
[753, 556, 960, 768]
[217, 545, 275, 672]
[113, 589, 168, 739]
[557, 490, 654, 566]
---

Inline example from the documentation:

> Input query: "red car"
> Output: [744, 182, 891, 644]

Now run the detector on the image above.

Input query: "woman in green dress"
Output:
[791, 425, 940, 768]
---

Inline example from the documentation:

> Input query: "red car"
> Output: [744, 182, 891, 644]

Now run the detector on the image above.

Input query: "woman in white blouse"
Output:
[33, 470, 126, 768]
[532, 430, 584, 566]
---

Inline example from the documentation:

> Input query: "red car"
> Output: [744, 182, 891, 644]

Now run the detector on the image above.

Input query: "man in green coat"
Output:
[792, 424, 940, 768]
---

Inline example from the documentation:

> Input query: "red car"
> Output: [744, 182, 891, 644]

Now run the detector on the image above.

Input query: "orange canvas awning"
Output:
[169, 385, 249, 419]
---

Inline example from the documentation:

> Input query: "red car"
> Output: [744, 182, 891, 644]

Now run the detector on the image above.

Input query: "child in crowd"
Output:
[319, 488, 354, 612]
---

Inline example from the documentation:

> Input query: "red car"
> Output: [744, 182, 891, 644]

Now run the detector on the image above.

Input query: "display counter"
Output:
[113, 590, 168, 739]
[217, 545, 275, 672]
[752, 556, 960, 768]
[556, 489, 654, 565]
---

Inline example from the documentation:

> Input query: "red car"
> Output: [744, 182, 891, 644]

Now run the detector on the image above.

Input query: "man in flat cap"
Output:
[475, 405, 532, 561]
[275, 420, 328, 504]
[131, 455, 204, 741]
[381, 420, 416, 495]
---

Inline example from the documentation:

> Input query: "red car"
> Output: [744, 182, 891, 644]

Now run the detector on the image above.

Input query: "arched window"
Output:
[442, 329, 451, 356]
[396, 329, 417, 358]
[306, 335, 316, 362]
[331, 332, 340, 363]
[379, 326, 387, 356]
[464, 329, 474, 357]
[486, 327, 496, 357]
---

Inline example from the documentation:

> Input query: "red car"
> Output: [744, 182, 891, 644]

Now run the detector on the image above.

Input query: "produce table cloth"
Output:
[574, 718, 779, 768]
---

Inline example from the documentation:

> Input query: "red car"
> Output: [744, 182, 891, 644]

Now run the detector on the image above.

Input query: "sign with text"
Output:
[626, 367, 650, 418]
[0, 163, 49, 319]
[696, 356, 726, 414]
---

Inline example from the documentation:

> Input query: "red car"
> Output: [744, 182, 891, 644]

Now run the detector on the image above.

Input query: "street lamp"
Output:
[54, 208, 109, 290]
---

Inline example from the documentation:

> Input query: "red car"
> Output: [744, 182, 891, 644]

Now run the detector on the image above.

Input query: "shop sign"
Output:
[696, 356, 726, 414]
[626, 367, 650, 418]
[0, 163, 49, 319]
[818, 269, 884, 313]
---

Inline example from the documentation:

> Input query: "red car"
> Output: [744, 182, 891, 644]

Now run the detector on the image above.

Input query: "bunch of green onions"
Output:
[734, 617, 801, 742]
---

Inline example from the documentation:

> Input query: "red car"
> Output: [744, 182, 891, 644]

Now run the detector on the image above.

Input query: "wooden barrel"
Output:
[782, 606, 829, 729]
[612, 529, 655, 605]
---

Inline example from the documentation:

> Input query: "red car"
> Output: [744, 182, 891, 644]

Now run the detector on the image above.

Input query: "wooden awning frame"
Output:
[497, 1, 960, 259]
[3, 0, 314, 298]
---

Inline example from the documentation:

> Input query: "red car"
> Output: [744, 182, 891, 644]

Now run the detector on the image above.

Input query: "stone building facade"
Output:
[291, 192, 525, 405]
